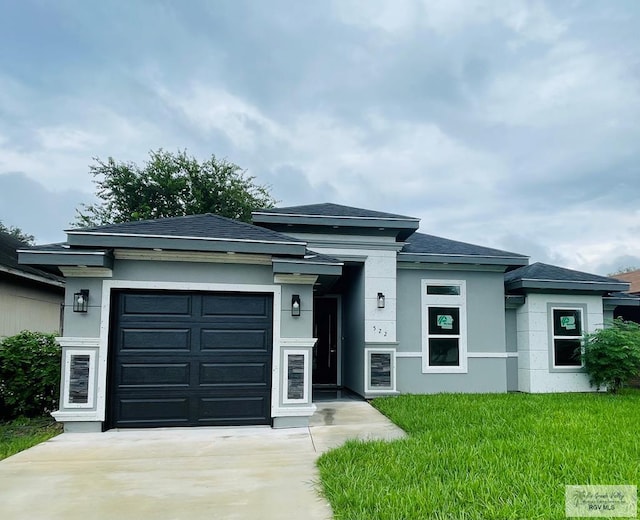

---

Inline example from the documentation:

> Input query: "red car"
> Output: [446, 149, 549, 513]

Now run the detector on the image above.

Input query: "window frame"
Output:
[548, 305, 586, 371]
[421, 280, 468, 374]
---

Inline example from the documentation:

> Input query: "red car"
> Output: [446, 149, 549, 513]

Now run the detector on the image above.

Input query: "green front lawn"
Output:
[0, 416, 62, 461]
[317, 392, 640, 520]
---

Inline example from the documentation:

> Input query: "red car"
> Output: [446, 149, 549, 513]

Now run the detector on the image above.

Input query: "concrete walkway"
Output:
[0, 401, 404, 520]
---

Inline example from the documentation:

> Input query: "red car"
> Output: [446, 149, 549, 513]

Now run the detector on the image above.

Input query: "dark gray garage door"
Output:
[109, 291, 273, 428]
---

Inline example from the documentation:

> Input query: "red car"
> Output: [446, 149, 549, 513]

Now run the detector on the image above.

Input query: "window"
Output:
[551, 308, 583, 367]
[365, 348, 396, 393]
[422, 280, 467, 373]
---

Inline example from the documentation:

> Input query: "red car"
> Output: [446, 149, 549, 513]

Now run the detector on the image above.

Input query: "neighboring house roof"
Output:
[611, 269, 640, 294]
[0, 232, 64, 287]
[505, 262, 629, 293]
[252, 203, 420, 241]
[398, 232, 528, 268]
[62, 214, 308, 256]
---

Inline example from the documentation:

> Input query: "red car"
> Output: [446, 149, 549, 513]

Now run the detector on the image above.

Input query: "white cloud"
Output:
[334, 0, 566, 42]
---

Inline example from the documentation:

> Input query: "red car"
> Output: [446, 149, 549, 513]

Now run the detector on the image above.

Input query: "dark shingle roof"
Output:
[68, 214, 304, 244]
[254, 203, 418, 221]
[505, 262, 629, 292]
[0, 232, 64, 285]
[400, 232, 528, 259]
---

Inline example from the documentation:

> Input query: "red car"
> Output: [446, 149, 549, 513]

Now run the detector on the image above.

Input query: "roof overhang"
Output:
[0, 264, 65, 288]
[18, 248, 114, 268]
[65, 231, 307, 256]
[252, 212, 420, 241]
[603, 295, 640, 308]
[398, 252, 529, 269]
[505, 278, 629, 293]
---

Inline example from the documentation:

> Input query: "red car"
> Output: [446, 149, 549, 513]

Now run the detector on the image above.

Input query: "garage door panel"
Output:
[197, 396, 269, 425]
[117, 398, 190, 425]
[200, 329, 269, 351]
[119, 363, 190, 387]
[199, 362, 269, 386]
[202, 295, 269, 317]
[122, 294, 191, 316]
[110, 291, 273, 428]
[120, 329, 191, 351]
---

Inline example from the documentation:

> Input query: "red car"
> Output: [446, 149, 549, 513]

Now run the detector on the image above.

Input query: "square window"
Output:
[554, 339, 582, 366]
[429, 338, 460, 366]
[427, 285, 461, 296]
[428, 307, 460, 335]
[553, 309, 582, 337]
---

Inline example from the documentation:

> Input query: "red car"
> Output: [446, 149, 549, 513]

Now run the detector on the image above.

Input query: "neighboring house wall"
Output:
[516, 293, 603, 393]
[0, 278, 62, 339]
[395, 267, 509, 394]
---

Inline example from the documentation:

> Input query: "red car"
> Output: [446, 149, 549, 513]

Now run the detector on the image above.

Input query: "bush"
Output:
[582, 318, 640, 393]
[0, 331, 61, 419]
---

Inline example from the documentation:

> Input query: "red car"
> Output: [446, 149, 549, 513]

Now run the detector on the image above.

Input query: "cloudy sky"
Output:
[1, 0, 639, 275]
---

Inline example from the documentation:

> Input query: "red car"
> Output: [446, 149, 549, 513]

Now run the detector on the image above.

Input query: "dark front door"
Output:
[109, 291, 273, 428]
[313, 297, 338, 385]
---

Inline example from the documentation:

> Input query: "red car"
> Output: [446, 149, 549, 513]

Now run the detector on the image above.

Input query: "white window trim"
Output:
[365, 347, 396, 393]
[62, 349, 96, 409]
[550, 306, 585, 369]
[282, 349, 310, 404]
[421, 279, 468, 374]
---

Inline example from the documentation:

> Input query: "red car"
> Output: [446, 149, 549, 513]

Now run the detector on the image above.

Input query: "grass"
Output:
[0, 416, 62, 460]
[317, 391, 640, 520]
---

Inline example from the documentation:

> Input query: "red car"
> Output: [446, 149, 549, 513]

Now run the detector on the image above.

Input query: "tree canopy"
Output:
[74, 149, 277, 227]
[0, 221, 35, 245]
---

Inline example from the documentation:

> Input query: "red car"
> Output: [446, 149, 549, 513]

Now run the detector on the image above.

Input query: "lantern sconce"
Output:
[377, 292, 385, 309]
[291, 294, 301, 317]
[73, 290, 90, 313]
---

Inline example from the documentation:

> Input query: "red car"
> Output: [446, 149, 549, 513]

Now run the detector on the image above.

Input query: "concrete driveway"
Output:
[0, 401, 404, 520]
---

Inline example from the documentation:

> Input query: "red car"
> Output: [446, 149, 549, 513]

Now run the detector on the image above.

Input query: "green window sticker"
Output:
[437, 315, 454, 330]
[560, 316, 576, 330]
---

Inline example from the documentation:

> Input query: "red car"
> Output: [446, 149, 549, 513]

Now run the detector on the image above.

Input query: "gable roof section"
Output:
[64, 214, 307, 256]
[398, 232, 528, 268]
[611, 269, 640, 294]
[0, 232, 64, 287]
[505, 262, 629, 293]
[252, 203, 420, 241]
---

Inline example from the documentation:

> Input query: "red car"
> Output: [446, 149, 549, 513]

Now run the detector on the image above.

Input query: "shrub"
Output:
[582, 318, 640, 393]
[0, 331, 61, 419]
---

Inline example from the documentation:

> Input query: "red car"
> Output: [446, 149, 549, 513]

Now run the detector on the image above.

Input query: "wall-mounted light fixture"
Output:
[73, 289, 90, 313]
[377, 292, 385, 309]
[291, 294, 301, 317]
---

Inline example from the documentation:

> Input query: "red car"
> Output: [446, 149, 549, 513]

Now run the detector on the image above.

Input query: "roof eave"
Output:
[0, 264, 65, 288]
[506, 279, 629, 293]
[65, 232, 307, 256]
[252, 212, 420, 230]
[603, 296, 640, 307]
[18, 249, 113, 268]
[398, 252, 529, 267]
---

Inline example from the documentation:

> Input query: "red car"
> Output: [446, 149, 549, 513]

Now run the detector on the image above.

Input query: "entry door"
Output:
[313, 297, 338, 385]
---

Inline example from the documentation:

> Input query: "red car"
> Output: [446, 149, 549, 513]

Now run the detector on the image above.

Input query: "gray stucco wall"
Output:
[395, 267, 508, 393]
[341, 265, 365, 395]
[505, 307, 519, 391]
[62, 260, 276, 339]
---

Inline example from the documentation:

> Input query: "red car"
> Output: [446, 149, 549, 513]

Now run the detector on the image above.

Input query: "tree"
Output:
[582, 318, 640, 393]
[74, 149, 277, 227]
[608, 266, 639, 276]
[0, 221, 35, 245]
